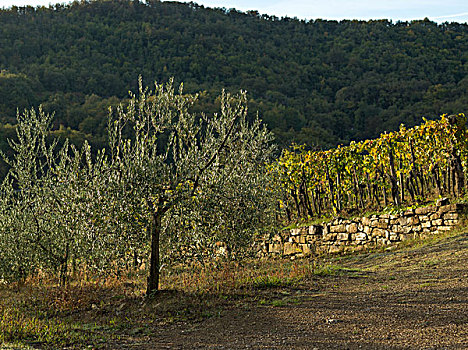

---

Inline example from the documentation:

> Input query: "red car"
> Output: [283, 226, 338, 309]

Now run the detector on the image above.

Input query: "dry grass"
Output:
[1, 227, 466, 349]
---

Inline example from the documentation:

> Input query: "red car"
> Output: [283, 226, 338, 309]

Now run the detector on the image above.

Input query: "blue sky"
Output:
[0, 0, 467, 23]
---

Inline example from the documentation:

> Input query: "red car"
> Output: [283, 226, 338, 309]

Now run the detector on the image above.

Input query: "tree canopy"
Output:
[0, 0, 466, 150]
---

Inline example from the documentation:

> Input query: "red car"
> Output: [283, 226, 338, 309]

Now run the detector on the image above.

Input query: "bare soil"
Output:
[109, 231, 468, 350]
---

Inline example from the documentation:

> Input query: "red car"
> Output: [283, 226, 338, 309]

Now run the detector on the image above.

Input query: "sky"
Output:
[0, 0, 467, 24]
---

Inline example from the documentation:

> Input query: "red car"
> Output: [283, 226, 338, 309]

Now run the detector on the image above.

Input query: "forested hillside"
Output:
[0, 0, 467, 149]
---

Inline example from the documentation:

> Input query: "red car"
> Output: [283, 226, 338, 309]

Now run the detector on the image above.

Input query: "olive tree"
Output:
[108, 78, 277, 295]
[0, 108, 130, 283]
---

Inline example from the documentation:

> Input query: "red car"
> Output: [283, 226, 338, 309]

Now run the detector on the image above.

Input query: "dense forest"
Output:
[0, 0, 467, 152]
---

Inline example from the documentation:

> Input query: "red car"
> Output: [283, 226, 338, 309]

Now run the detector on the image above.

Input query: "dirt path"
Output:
[109, 232, 468, 349]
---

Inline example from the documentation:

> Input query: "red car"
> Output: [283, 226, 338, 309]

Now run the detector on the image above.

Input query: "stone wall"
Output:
[258, 199, 466, 258]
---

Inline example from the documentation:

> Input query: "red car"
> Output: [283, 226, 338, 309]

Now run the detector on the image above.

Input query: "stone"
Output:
[421, 221, 431, 228]
[291, 228, 302, 236]
[398, 216, 410, 226]
[412, 225, 422, 232]
[300, 244, 312, 255]
[330, 224, 346, 233]
[347, 223, 358, 233]
[416, 206, 435, 215]
[444, 212, 459, 220]
[409, 216, 420, 225]
[419, 215, 429, 222]
[283, 242, 300, 255]
[337, 232, 350, 241]
[363, 226, 373, 234]
[431, 219, 443, 226]
[323, 233, 337, 241]
[372, 228, 387, 237]
[445, 220, 459, 226]
[436, 226, 452, 232]
[389, 233, 399, 241]
[354, 232, 368, 241]
[438, 204, 452, 214]
[403, 209, 415, 216]
[309, 225, 323, 235]
[361, 217, 371, 226]
[375, 220, 389, 229]
[429, 213, 440, 220]
[328, 245, 341, 254]
[268, 243, 283, 254]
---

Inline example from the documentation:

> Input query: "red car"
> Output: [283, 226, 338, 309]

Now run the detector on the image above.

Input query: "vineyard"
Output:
[272, 113, 468, 222]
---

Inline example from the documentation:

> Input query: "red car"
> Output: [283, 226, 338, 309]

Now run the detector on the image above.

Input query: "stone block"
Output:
[323, 233, 337, 241]
[361, 217, 371, 226]
[419, 215, 429, 222]
[403, 209, 415, 216]
[337, 232, 350, 241]
[374, 222, 389, 229]
[284, 242, 300, 255]
[372, 228, 387, 237]
[436, 226, 452, 232]
[431, 219, 443, 226]
[429, 213, 440, 220]
[398, 216, 410, 226]
[444, 212, 459, 220]
[409, 216, 420, 225]
[347, 223, 358, 233]
[309, 225, 323, 235]
[300, 244, 312, 255]
[268, 243, 283, 254]
[389, 233, 399, 241]
[445, 219, 459, 226]
[291, 228, 303, 236]
[354, 232, 368, 241]
[421, 221, 431, 228]
[415, 206, 435, 215]
[330, 224, 347, 233]
[412, 225, 422, 232]
[363, 226, 373, 234]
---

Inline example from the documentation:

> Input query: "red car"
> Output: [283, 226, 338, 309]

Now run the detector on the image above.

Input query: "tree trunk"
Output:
[147, 210, 162, 296]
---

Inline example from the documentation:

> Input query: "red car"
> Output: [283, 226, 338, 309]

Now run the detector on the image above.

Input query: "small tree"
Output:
[0, 107, 126, 283]
[108, 78, 276, 295]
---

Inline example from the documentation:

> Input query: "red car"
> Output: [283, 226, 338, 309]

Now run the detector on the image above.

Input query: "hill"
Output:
[0, 0, 467, 148]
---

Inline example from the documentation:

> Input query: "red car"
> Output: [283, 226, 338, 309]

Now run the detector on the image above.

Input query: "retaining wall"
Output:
[257, 199, 466, 258]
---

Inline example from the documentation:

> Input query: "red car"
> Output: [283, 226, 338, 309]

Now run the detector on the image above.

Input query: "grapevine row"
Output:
[271, 113, 467, 221]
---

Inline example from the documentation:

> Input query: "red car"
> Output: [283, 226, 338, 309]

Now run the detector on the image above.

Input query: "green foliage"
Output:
[0, 78, 278, 295]
[108, 78, 278, 293]
[0, 1, 467, 148]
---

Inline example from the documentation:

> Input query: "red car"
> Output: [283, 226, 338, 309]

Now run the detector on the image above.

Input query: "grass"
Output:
[1, 226, 466, 349]
[0, 307, 91, 348]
